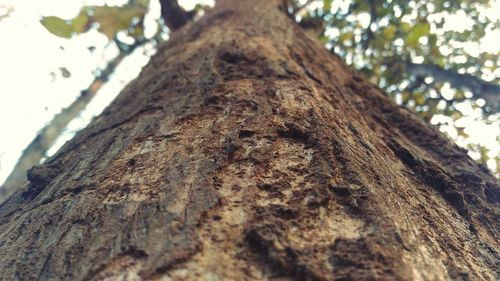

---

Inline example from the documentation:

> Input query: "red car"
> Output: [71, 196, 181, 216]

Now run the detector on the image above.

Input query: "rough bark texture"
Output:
[0, 0, 498, 280]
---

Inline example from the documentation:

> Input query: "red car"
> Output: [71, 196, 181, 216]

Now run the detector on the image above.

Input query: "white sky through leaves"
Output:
[0, 0, 498, 185]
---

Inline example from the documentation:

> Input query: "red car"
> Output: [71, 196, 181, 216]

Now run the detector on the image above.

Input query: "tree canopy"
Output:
[5, 0, 500, 176]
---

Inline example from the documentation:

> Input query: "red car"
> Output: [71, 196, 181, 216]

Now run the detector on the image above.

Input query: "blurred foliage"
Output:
[295, 0, 499, 173]
[39, 0, 499, 172]
[299, 0, 499, 115]
[41, 0, 150, 40]
[296, 0, 500, 110]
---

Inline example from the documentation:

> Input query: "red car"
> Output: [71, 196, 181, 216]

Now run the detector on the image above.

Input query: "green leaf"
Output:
[479, 146, 490, 162]
[454, 91, 465, 100]
[382, 25, 396, 40]
[402, 91, 411, 102]
[129, 26, 144, 38]
[323, 0, 332, 12]
[93, 6, 146, 39]
[450, 110, 463, 120]
[72, 9, 90, 34]
[413, 92, 425, 105]
[456, 127, 469, 138]
[407, 21, 430, 47]
[41, 16, 74, 38]
[137, 0, 150, 8]
[338, 31, 354, 43]
[400, 22, 411, 33]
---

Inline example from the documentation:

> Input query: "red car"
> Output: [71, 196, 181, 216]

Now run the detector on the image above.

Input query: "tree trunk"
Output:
[0, 0, 498, 280]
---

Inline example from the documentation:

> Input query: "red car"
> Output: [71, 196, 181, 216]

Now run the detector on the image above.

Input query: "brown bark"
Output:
[0, 0, 498, 280]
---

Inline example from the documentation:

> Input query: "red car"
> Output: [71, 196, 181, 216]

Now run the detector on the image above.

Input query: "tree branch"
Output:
[407, 62, 500, 111]
[362, 0, 376, 49]
[159, 0, 195, 31]
[0, 39, 145, 203]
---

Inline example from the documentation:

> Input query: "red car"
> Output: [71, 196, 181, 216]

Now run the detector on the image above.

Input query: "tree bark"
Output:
[0, 0, 498, 280]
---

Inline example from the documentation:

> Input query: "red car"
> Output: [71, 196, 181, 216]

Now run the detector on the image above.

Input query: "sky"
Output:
[0, 0, 498, 186]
